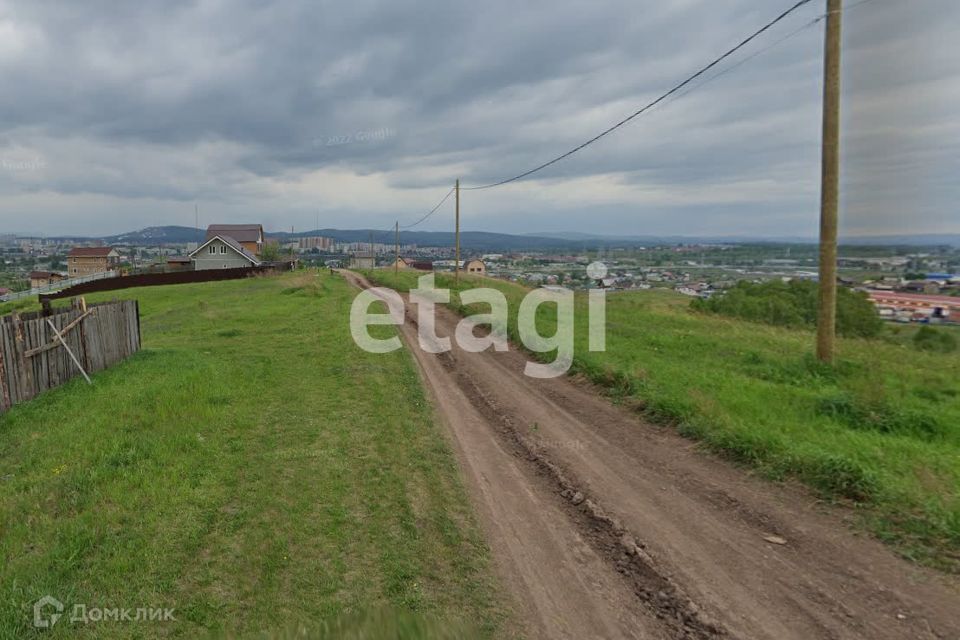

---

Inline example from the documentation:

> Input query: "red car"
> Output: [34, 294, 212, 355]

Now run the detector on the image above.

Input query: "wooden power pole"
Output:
[455, 179, 461, 284]
[817, 0, 842, 363]
[394, 221, 399, 274]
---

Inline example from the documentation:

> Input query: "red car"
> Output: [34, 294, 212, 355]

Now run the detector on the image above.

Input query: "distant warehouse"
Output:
[867, 291, 960, 320]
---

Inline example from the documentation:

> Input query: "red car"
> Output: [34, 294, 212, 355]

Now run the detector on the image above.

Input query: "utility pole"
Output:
[817, 0, 842, 363]
[455, 179, 461, 285]
[394, 220, 399, 274]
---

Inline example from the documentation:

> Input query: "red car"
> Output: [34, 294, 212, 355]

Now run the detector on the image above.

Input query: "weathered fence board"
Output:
[0, 300, 140, 414]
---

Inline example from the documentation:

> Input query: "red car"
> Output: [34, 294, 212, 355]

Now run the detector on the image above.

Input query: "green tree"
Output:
[692, 279, 883, 338]
[261, 243, 280, 261]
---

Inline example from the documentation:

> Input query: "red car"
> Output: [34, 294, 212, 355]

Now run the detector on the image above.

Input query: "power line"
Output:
[684, 0, 901, 99]
[399, 185, 455, 229]
[663, 16, 822, 108]
[362, 0, 895, 234]
[462, 0, 816, 191]
[365, 184, 456, 249]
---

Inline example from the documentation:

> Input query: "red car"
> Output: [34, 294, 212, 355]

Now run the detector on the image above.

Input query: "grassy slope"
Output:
[0, 272, 508, 638]
[366, 270, 960, 571]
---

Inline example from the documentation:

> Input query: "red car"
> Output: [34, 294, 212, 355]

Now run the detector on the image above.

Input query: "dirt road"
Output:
[344, 271, 960, 639]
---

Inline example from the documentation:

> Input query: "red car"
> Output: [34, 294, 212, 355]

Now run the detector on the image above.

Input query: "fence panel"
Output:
[0, 300, 141, 415]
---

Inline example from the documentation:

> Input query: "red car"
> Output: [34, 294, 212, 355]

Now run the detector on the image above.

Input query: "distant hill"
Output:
[46, 226, 207, 245]
[42, 226, 574, 250]
[106, 226, 206, 244]
[533, 231, 960, 248]
[269, 229, 575, 251]
[39, 225, 960, 249]
[839, 234, 960, 247]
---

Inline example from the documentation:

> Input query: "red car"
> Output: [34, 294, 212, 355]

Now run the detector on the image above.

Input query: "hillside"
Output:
[0, 273, 508, 638]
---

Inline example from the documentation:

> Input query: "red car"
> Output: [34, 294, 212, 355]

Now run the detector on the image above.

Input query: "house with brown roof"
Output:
[166, 255, 194, 272]
[189, 235, 261, 270]
[205, 224, 264, 257]
[67, 247, 121, 277]
[29, 270, 67, 289]
[390, 257, 434, 271]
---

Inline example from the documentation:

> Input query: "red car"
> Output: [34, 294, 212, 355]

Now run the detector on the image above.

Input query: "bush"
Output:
[913, 326, 958, 354]
[692, 280, 883, 338]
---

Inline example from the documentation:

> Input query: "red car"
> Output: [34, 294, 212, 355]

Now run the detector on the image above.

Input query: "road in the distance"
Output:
[344, 270, 960, 639]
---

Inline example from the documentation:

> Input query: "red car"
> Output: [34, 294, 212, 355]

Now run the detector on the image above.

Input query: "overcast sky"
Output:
[0, 0, 957, 238]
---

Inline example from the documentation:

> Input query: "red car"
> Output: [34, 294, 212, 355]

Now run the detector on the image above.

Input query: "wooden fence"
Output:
[0, 299, 140, 414]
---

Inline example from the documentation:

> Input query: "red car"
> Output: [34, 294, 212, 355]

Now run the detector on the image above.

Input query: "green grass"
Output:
[365, 270, 960, 571]
[0, 272, 509, 638]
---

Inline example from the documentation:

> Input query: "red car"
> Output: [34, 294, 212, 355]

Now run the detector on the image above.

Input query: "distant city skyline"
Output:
[1, 0, 958, 237]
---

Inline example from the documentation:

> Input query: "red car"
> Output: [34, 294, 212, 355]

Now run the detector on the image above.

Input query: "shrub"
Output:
[692, 280, 883, 338]
[912, 326, 958, 354]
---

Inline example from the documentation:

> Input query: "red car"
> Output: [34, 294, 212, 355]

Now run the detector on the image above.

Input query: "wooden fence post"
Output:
[11, 313, 35, 402]
[0, 323, 10, 412]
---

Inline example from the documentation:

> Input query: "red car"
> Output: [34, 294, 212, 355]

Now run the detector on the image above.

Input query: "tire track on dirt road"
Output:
[342, 271, 960, 640]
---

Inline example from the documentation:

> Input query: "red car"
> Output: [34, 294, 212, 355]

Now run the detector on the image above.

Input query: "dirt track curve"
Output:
[343, 271, 960, 640]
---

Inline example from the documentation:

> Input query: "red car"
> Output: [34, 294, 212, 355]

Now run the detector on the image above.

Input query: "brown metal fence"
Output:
[39, 266, 262, 302]
[0, 299, 140, 414]
[38, 262, 296, 302]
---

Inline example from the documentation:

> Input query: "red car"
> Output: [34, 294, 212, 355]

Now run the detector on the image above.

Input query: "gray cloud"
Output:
[0, 0, 957, 237]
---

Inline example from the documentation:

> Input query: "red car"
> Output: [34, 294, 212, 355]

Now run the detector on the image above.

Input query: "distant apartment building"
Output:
[67, 247, 121, 276]
[298, 236, 334, 251]
[205, 224, 264, 256]
[339, 241, 393, 255]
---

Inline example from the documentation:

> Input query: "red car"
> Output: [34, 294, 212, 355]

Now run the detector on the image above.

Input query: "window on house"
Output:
[220, 245, 227, 254]
[209, 245, 216, 254]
